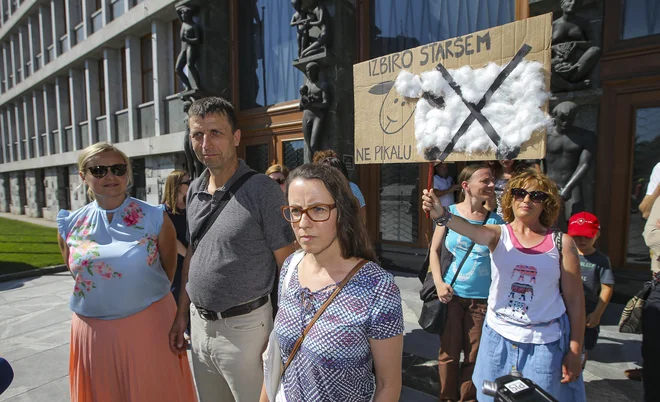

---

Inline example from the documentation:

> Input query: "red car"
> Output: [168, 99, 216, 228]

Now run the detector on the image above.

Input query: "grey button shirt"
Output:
[185, 159, 295, 312]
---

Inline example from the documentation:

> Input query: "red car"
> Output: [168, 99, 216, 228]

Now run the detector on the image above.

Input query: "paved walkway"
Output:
[0, 272, 644, 401]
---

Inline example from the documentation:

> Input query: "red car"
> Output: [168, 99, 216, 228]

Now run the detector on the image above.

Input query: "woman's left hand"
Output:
[561, 350, 582, 383]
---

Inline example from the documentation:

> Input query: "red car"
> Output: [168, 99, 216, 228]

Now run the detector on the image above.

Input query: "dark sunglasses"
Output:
[87, 164, 128, 179]
[273, 178, 286, 185]
[181, 180, 192, 185]
[511, 188, 549, 203]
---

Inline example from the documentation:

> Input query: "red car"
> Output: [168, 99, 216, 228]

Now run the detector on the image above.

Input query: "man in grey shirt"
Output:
[169, 97, 295, 402]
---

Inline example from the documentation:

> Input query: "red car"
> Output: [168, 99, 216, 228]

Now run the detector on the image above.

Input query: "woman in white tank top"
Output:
[422, 169, 586, 402]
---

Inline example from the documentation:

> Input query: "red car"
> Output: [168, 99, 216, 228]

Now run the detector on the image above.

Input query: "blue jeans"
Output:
[472, 314, 586, 402]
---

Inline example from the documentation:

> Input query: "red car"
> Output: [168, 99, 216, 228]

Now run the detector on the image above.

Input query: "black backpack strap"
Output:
[191, 171, 257, 251]
[444, 211, 491, 286]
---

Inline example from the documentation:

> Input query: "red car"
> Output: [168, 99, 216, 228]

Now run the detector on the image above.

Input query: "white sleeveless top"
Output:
[486, 225, 566, 344]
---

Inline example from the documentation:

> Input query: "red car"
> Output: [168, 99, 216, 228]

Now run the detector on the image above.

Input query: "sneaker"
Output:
[625, 368, 642, 381]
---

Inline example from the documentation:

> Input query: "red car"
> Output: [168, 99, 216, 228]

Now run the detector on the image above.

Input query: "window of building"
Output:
[237, 0, 304, 110]
[172, 18, 184, 94]
[120, 46, 127, 109]
[282, 139, 304, 170]
[141, 34, 153, 103]
[245, 143, 269, 173]
[98, 59, 106, 115]
[622, 0, 660, 40]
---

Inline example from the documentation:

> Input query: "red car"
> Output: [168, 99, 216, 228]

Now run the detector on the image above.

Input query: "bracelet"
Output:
[433, 209, 453, 226]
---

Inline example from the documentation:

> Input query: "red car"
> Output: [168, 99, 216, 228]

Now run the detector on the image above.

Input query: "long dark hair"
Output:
[286, 164, 377, 262]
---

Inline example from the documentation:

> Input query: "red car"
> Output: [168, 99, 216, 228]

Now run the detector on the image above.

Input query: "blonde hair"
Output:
[265, 164, 289, 178]
[78, 143, 133, 200]
[501, 169, 561, 227]
[161, 170, 189, 214]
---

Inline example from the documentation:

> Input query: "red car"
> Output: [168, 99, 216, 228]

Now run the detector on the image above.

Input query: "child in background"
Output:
[568, 212, 615, 368]
[433, 162, 460, 207]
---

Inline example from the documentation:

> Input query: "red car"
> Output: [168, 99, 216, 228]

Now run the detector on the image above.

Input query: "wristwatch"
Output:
[433, 209, 453, 226]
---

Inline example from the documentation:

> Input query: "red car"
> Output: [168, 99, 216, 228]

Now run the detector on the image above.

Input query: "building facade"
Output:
[0, 0, 659, 273]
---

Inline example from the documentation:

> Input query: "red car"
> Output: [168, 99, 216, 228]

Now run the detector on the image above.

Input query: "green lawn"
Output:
[0, 217, 64, 275]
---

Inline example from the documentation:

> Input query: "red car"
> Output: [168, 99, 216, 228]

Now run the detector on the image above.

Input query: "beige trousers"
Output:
[190, 301, 273, 402]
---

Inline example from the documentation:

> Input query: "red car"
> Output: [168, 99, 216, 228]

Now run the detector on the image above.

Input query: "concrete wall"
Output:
[43, 166, 69, 219]
[0, 173, 9, 212]
[24, 168, 44, 217]
[9, 171, 26, 214]
[68, 164, 86, 211]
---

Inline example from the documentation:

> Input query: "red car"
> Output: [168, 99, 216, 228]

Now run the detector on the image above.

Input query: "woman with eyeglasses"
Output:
[422, 169, 586, 402]
[259, 163, 403, 402]
[266, 163, 290, 193]
[56, 143, 197, 402]
[160, 170, 191, 305]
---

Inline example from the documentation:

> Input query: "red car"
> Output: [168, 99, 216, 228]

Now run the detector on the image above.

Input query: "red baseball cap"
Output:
[568, 212, 600, 238]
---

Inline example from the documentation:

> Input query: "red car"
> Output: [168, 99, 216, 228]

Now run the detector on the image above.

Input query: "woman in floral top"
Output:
[259, 164, 404, 402]
[56, 143, 196, 402]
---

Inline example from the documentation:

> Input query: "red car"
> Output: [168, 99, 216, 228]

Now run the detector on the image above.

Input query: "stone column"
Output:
[124, 36, 142, 140]
[69, 67, 86, 150]
[39, 5, 53, 65]
[44, 166, 68, 219]
[2, 43, 9, 91]
[0, 109, 6, 163]
[25, 169, 45, 218]
[101, 0, 111, 26]
[2, 109, 12, 162]
[9, 171, 26, 215]
[55, 75, 71, 152]
[85, 59, 100, 144]
[151, 20, 169, 136]
[69, 165, 87, 211]
[43, 83, 57, 154]
[64, 0, 79, 48]
[32, 90, 46, 157]
[9, 35, 17, 87]
[0, 174, 9, 213]
[28, 16, 40, 74]
[18, 26, 28, 80]
[145, 153, 186, 205]
[103, 48, 121, 142]
[51, 0, 65, 57]
[22, 95, 34, 159]
[14, 102, 24, 160]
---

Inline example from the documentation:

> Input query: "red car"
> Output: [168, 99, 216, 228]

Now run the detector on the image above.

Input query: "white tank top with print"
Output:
[486, 225, 566, 344]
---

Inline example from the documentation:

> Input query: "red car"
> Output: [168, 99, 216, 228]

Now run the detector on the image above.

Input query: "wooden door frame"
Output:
[595, 76, 660, 270]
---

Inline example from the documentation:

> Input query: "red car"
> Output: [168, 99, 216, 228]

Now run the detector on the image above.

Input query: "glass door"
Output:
[626, 107, 660, 265]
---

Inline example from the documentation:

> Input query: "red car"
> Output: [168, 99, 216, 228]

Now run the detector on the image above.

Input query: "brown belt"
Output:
[194, 295, 269, 321]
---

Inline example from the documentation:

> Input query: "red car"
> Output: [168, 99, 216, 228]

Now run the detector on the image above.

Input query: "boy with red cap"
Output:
[568, 211, 615, 367]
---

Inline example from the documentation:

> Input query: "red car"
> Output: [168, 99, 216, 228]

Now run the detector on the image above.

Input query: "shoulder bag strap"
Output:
[283, 259, 368, 374]
[444, 211, 491, 287]
[190, 171, 257, 251]
[554, 230, 564, 292]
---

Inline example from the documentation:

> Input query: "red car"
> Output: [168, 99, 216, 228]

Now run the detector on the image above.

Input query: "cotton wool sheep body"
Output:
[394, 61, 552, 159]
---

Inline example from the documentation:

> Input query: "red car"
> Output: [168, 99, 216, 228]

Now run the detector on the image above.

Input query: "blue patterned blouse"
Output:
[274, 254, 404, 401]
[57, 197, 171, 320]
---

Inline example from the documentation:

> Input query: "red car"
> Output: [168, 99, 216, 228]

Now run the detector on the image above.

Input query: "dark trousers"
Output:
[643, 284, 660, 402]
[0, 358, 13, 395]
[438, 296, 487, 402]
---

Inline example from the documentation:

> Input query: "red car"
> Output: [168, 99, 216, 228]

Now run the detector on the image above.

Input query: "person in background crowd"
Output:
[169, 97, 296, 402]
[422, 169, 586, 402]
[314, 150, 367, 222]
[642, 196, 660, 400]
[567, 212, 614, 369]
[266, 164, 289, 193]
[57, 143, 196, 402]
[434, 162, 461, 208]
[492, 160, 531, 218]
[429, 164, 504, 402]
[161, 170, 191, 305]
[260, 163, 403, 402]
[0, 358, 13, 395]
[639, 162, 660, 219]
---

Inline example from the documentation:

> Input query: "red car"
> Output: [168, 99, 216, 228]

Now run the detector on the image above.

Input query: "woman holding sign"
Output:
[422, 169, 586, 402]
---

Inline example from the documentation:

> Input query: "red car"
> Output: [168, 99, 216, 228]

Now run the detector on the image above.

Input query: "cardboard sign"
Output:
[353, 13, 552, 164]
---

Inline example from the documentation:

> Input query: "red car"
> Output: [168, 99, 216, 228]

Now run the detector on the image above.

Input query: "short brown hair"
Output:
[287, 164, 377, 262]
[265, 164, 289, 178]
[161, 170, 188, 214]
[501, 169, 561, 227]
[456, 163, 489, 203]
[188, 97, 237, 132]
[312, 149, 337, 164]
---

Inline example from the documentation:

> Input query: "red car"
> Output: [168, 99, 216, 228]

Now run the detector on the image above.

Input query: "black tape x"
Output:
[424, 44, 532, 162]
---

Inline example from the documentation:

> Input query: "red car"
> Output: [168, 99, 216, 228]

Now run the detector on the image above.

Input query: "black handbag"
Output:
[418, 212, 490, 335]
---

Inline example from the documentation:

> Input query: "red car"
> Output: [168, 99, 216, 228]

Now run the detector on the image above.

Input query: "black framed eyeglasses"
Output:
[87, 164, 128, 179]
[281, 204, 337, 223]
[510, 188, 549, 203]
